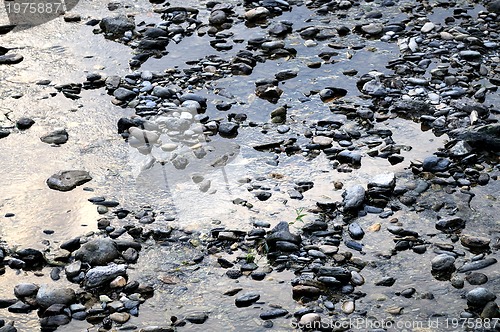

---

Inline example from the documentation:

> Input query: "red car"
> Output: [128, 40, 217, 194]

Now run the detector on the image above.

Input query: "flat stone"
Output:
[235, 292, 260, 307]
[460, 235, 490, 249]
[184, 312, 208, 324]
[84, 264, 127, 288]
[41, 129, 69, 145]
[36, 285, 76, 308]
[0, 54, 23, 65]
[46, 170, 92, 191]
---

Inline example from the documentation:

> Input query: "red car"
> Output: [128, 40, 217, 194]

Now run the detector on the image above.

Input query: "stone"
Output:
[0, 54, 23, 65]
[465, 272, 488, 285]
[64, 13, 81, 22]
[84, 264, 127, 288]
[100, 15, 135, 36]
[457, 258, 497, 273]
[8, 301, 32, 313]
[368, 173, 395, 188]
[343, 185, 365, 210]
[46, 170, 92, 191]
[448, 124, 500, 151]
[36, 285, 76, 308]
[431, 254, 455, 272]
[466, 288, 496, 307]
[235, 292, 260, 307]
[421, 22, 435, 33]
[113, 87, 137, 101]
[481, 302, 500, 319]
[218, 122, 239, 137]
[361, 23, 383, 35]
[348, 223, 365, 240]
[16, 118, 35, 130]
[184, 312, 208, 324]
[460, 235, 490, 249]
[14, 283, 39, 298]
[299, 313, 321, 326]
[40, 129, 69, 145]
[74, 238, 120, 266]
[435, 217, 466, 233]
[259, 308, 288, 320]
[245, 7, 270, 21]
[312, 136, 333, 146]
[423, 156, 450, 172]
[109, 312, 130, 323]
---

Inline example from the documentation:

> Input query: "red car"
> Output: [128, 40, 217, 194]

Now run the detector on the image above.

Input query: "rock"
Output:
[8, 301, 33, 313]
[275, 241, 299, 251]
[100, 15, 135, 36]
[266, 222, 301, 250]
[348, 223, 365, 240]
[460, 235, 490, 249]
[466, 288, 496, 307]
[184, 312, 208, 324]
[0, 321, 17, 332]
[343, 185, 365, 210]
[235, 293, 260, 307]
[458, 258, 497, 273]
[448, 124, 500, 151]
[259, 308, 288, 320]
[481, 302, 500, 319]
[209, 10, 227, 25]
[0, 130, 10, 139]
[0, 54, 23, 65]
[341, 300, 355, 314]
[152, 86, 172, 98]
[337, 150, 362, 164]
[487, 0, 500, 13]
[46, 170, 92, 191]
[465, 272, 488, 285]
[36, 285, 76, 308]
[113, 87, 136, 101]
[109, 312, 130, 323]
[13, 248, 45, 268]
[423, 156, 450, 172]
[421, 22, 435, 33]
[16, 118, 35, 130]
[368, 173, 395, 188]
[431, 254, 456, 272]
[435, 217, 465, 233]
[40, 314, 71, 328]
[84, 264, 127, 288]
[255, 84, 283, 103]
[375, 277, 396, 286]
[459, 50, 481, 60]
[74, 238, 120, 266]
[40, 129, 69, 145]
[292, 285, 321, 299]
[14, 283, 39, 298]
[218, 122, 239, 137]
[361, 23, 383, 35]
[312, 136, 333, 146]
[245, 7, 270, 21]
[299, 313, 321, 326]
[64, 13, 81, 22]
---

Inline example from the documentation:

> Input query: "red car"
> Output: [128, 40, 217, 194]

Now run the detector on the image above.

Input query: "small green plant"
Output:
[245, 251, 255, 263]
[290, 208, 307, 225]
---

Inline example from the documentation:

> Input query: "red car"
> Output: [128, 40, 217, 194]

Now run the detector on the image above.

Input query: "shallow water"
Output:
[0, 0, 498, 330]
